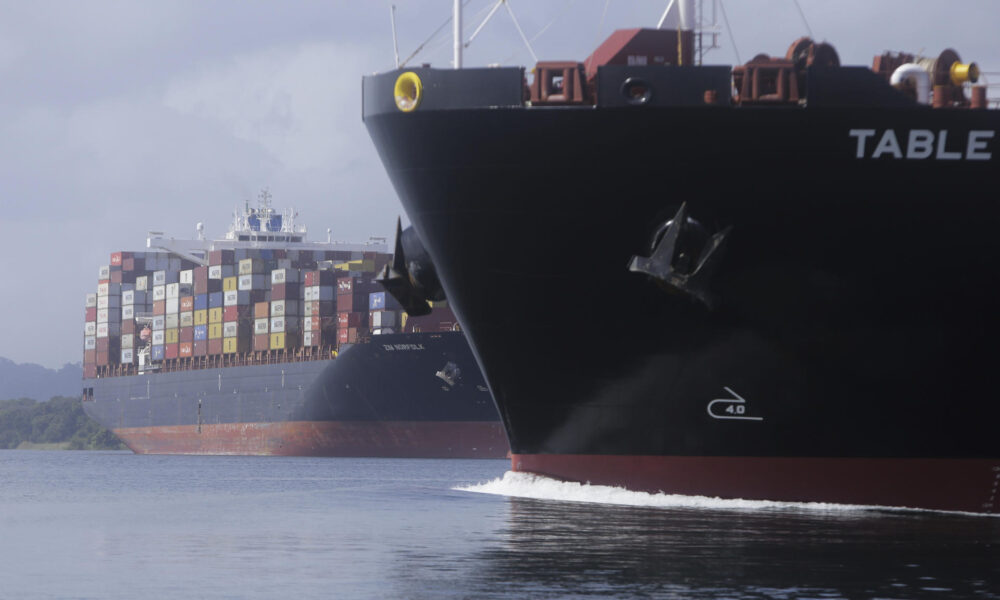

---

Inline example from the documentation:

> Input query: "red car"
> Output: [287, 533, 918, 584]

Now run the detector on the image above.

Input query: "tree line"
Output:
[0, 396, 124, 450]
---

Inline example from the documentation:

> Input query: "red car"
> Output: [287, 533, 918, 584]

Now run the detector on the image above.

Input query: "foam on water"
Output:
[456, 471, 1000, 517]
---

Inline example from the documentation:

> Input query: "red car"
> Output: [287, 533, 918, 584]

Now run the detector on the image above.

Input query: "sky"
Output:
[1, 0, 998, 368]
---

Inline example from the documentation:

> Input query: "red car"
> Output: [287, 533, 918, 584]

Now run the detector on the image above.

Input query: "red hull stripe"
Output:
[511, 454, 1000, 514]
[114, 421, 509, 458]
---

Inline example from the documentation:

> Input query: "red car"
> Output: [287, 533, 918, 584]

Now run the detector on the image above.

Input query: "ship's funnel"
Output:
[376, 218, 446, 317]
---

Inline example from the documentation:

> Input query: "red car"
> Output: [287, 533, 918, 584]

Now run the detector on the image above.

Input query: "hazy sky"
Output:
[1, 0, 997, 368]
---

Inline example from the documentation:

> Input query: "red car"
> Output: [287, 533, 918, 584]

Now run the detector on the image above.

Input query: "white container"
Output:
[372, 310, 397, 328]
[223, 322, 239, 338]
[121, 348, 134, 364]
[166, 283, 179, 299]
[152, 316, 165, 330]
[84, 322, 97, 336]
[135, 276, 148, 291]
[97, 308, 109, 324]
[270, 316, 286, 333]
[165, 297, 179, 314]
[304, 286, 316, 301]
[303, 331, 315, 346]
[153, 270, 166, 285]
[122, 290, 134, 305]
[180, 311, 193, 327]
[165, 313, 179, 329]
[223, 290, 239, 306]
[98, 265, 111, 280]
[84, 336, 97, 350]
[179, 269, 193, 285]
[96, 322, 108, 338]
[208, 265, 223, 280]
[152, 285, 166, 301]
[122, 305, 134, 320]
[152, 330, 165, 345]
[121, 335, 134, 349]
[85, 293, 97, 308]
[254, 318, 269, 335]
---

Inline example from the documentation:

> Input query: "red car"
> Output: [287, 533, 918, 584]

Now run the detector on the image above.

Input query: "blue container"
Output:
[209, 291, 223, 308]
[194, 294, 208, 310]
[151, 345, 165, 361]
[260, 249, 273, 260]
[194, 325, 208, 341]
[369, 291, 386, 310]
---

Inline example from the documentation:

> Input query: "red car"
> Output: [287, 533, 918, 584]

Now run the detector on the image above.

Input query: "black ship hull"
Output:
[82, 332, 508, 457]
[364, 67, 1000, 512]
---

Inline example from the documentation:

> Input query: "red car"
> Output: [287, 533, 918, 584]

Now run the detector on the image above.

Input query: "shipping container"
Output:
[208, 291, 224, 308]
[194, 324, 208, 341]
[165, 297, 179, 315]
[98, 265, 111, 280]
[208, 323, 223, 339]
[209, 249, 234, 266]
[208, 307, 223, 323]
[152, 300, 165, 315]
[152, 315, 166, 330]
[194, 309, 207, 325]
[121, 335, 134, 349]
[179, 270, 193, 285]
[84, 321, 97, 336]
[271, 268, 300, 284]
[179, 296, 194, 312]
[179, 326, 193, 343]
[223, 337, 251, 354]
[304, 301, 336, 317]
[223, 276, 238, 292]
[208, 339, 223, 355]
[254, 318, 269, 335]
[122, 305, 134, 320]
[223, 321, 251, 338]
[179, 342, 193, 358]
[371, 310, 398, 328]
[336, 311, 365, 328]
[180, 311, 194, 328]
[193, 340, 208, 357]
[165, 282, 179, 299]
[84, 336, 97, 350]
[122, 319, 135, 335]
[85, 293, 98, 308]
[165, 313, 179, 329]
[152, 330, 165, 345]
[254, 333, 270, 352]
[164, 343, 179, 360]
[135, 276, 148, 291]
[223, 290, 238, 306]
[194, 294, 208, 311]
[152, 285, 166, 301]
[269, 332, 300, 350]
[85, 306, 97, 322]
[165, 328, 179, 344]
[254, 301, 269, 319]
[305, 286, 335, 302]
[238, 274, 268, 291]
[270, 299, 301, 317]
[121, 348, 134, 364]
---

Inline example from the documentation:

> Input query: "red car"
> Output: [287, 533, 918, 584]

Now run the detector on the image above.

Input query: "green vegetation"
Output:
[0, 396, 124, 450]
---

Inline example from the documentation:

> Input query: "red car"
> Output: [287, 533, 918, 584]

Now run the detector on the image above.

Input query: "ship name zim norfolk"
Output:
[363, 1, 1000, 513]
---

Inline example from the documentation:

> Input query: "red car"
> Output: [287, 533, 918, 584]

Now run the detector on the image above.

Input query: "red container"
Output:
[110, 270, 122, 284]
[208, 338, 223, 355]
[96, 337, 110, 352]
[223, 305, 242, 321]
[194, 266, 209, 284]
[179, 342, 193, 357]
[153, 300, 165, 315]
[85, 307, 97, 321]
[193, 340, 208, 356]
[336, 327, 358, 345]
[180, 296, 194, 311]
[209, 249, 235, 266]
[254, 301, 269, 318]
[110, 251, 133, 266]
[84, 349, 96, 364]
[122, 319, 135, 335]
[270, 283, 300, 301]
[306, 316, 320, 331]
[254, 333, 270, 351]
[83, 364, 97, 378]
[336, 276, 353, 294]
[179, 326, 194, 343]
[337, 311, 365, 328]
[164, 343, 179, 359]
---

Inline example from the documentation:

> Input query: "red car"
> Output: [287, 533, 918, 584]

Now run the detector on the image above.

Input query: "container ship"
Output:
[362, 4, 1000, 512]
[81, 193, 507, 457]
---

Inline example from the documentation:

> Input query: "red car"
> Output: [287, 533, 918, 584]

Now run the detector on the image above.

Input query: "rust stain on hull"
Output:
[114, 421, 509, 458]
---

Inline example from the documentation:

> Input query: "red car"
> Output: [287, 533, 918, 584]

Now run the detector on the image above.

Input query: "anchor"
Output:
[376, 218, 446, 317]
[628, 203, 731, 309]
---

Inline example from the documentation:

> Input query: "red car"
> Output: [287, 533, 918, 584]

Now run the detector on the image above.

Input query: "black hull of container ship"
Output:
[363, 67, 1000, 512]
[82, 332, 508, 458]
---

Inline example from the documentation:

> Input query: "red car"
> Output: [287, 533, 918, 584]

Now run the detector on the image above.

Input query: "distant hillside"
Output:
[0, 358, 82, 402]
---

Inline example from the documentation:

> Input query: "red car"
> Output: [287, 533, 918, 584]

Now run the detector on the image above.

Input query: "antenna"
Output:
[390, 4, 400, 68]
[453, 0, 462, 68]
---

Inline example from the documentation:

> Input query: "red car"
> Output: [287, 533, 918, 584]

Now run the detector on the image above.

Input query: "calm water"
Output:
[1, 450, 997, 599]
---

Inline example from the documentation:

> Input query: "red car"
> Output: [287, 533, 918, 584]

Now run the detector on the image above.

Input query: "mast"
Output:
[453, 0, 462, 69]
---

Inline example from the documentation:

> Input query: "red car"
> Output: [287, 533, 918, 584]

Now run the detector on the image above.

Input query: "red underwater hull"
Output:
[115, 421, 509, 458]
[511, 454, 1000, 514]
